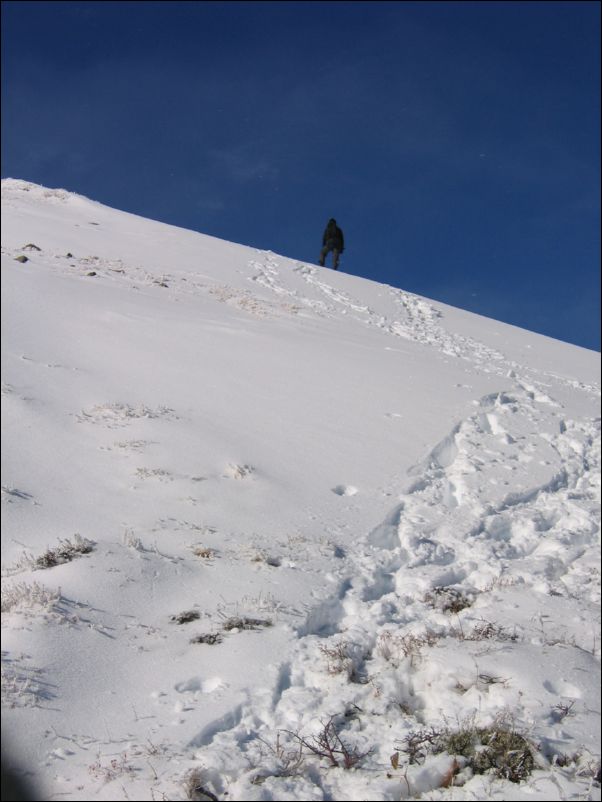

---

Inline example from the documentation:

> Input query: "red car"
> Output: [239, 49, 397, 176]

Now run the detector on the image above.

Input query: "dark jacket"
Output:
[323, 219, 344, 252]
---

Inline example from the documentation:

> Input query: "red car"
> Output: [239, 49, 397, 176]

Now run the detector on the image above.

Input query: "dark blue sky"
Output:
[2, 1, 600, 350]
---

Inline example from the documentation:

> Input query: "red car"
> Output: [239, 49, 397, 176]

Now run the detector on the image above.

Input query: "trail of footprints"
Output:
[6, 243, 303, 319]
[8, 241, 602, 400]
[176, 380, 600, 797]
[249, 254, 601, 396]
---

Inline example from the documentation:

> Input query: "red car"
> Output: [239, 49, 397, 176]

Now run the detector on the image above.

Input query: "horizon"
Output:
[1, 0, 600, 351]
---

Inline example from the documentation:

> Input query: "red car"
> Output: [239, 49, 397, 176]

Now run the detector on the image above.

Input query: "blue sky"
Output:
[2, 1, 600, 350]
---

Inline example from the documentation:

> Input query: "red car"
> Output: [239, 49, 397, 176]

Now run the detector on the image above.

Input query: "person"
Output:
[319, 218, 344, 270]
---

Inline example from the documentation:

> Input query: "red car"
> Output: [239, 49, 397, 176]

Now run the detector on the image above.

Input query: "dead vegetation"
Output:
[396, 716, 536, 783]
[284, 715, 373, 770]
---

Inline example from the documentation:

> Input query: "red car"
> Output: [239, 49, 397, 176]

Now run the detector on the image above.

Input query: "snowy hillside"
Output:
[1, 178, 600, 801]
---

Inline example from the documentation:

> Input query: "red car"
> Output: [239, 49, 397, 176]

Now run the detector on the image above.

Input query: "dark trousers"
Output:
[319, 244, 340, 269]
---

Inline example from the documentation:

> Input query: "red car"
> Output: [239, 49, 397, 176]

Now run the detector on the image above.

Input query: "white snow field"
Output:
[1, 178, 600, 801]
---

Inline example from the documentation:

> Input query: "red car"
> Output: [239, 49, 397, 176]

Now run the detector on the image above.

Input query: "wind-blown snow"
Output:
[1, 178, 600, 801]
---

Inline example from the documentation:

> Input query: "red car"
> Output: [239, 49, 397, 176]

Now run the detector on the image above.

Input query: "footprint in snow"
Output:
[175, 676, 226, 694]
[223, 463, 254, 480]
[1, 486, 36, 503]
[332, 485, 358, 497]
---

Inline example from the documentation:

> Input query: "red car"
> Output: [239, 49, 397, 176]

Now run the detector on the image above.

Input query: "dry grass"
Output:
[397, 716, 536, 784]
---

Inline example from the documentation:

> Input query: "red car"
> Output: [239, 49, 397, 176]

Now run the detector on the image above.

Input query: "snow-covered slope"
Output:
[1, 179, 600, 801]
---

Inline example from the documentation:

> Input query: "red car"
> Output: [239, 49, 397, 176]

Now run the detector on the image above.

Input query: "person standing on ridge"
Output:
[319, 218, 344, 270]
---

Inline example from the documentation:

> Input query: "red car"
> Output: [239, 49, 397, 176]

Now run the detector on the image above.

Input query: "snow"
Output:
[1, 178, 600, 801]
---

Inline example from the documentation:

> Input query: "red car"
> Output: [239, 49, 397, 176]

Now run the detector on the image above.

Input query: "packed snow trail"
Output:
[2, 216, 600, 399]
[179, 382, 600, 801]
[247, 252, 600, 397]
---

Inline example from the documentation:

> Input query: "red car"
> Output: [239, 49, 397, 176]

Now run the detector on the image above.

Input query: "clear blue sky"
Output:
[2, 1, 600, 350]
